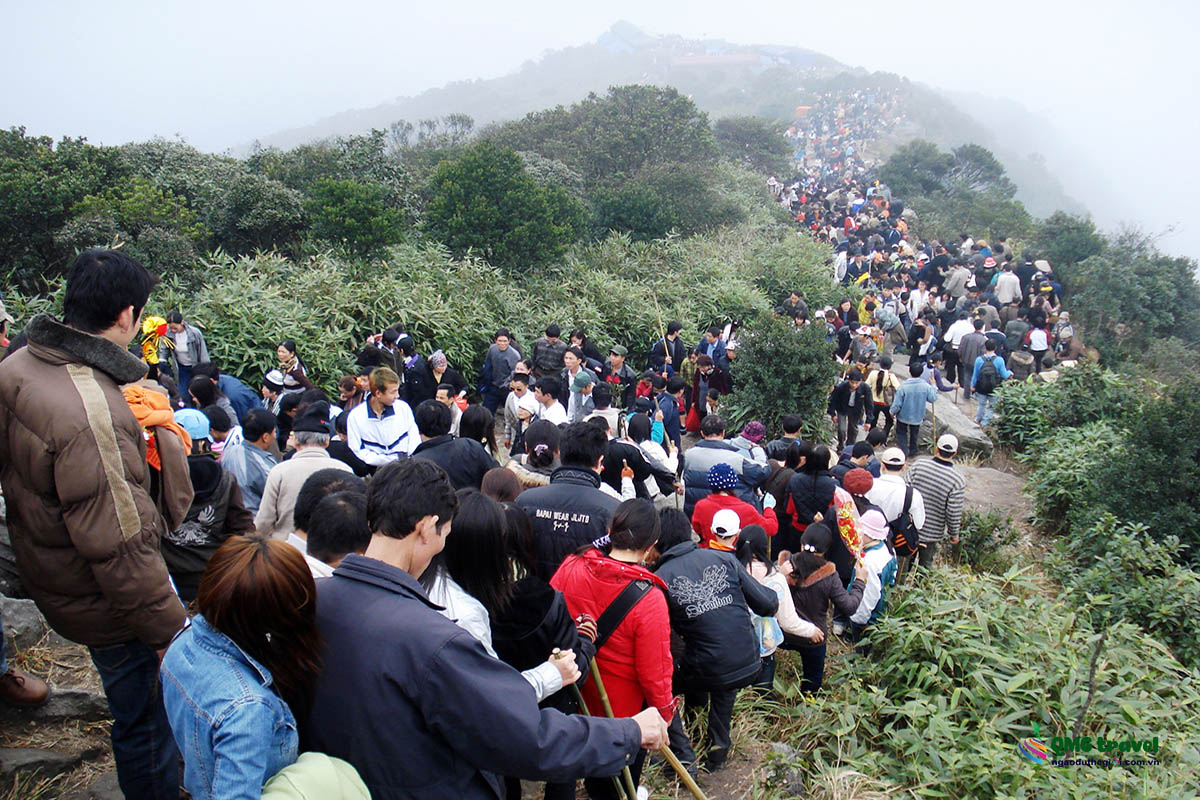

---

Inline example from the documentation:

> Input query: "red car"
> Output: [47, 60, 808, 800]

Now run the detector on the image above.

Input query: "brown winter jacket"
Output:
[0, 314, 187, 649]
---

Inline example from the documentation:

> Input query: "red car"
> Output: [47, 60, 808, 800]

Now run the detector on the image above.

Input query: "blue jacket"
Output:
[889, 377, 938, 425]
[304, 555, 640, 800]
[971, 353, 1012, 395]
[218, 374, 264, 425]
[696, 338, 729, 373]
[681, 439, 770, 517]
[656, 391, 682, 449]
[161, 615, 297, 800]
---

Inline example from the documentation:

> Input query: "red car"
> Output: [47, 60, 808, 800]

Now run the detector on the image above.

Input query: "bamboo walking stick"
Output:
[588, 659, 639, 800]
[588, 658, 710, 800]
[556, 649, 630, 800]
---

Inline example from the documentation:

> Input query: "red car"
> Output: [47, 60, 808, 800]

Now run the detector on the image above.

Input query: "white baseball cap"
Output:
[711, 508, 742, 539]
[936, 434, 959, 454]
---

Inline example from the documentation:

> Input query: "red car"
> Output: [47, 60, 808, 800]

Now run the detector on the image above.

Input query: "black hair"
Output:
[666, 376, 687, 395]
[480, 467, 522, 502]
[435, 382, 456, 398]
[569, 328, 588, 344]
[334, 410, 348, 436]
[368, 459, 458, 539]
[587, 416, 611, 437]
[202, 404, 231, 433]
[627, 413, 652, 444]
[985, 339, 997, 352]
[707, 325, 722, 338]
[192, 362, 221, 380]
[650, 375, 666, 391]
[165, 310, 184, 324]
[781, 414, 803, 435]
[278, 339, 298, 358]
[866, 427, 887, 447]
[439, 489, 513, 617]
[62, 249, 157, 334]
[592, 383, 613, 409]
[510, 372, 531, 386]
[294, 469, 366, 534]
[188, 376, 220, 408]
[790, 521, 834, 579]
[415, 398, 453, 437]
[700, 414, 726, 438]
[852, 440, 874, 458]
[847, 368, 864, 382]
[242, 409, 277, 442]
[608, 498, 660, 551]
[736, 524, 771, 573]
[667, 321, 683, 335]
[799, 444, 832, 476]
[559, 421, 608, 469]
[910, 362, 925, 378]
[655, 508, 693, 552]
[564, 346, 584, 361]
[534, 376, 561, 400]
[522, 419, 560, 468]
[494, 328, 511, 341]
[279, 393, 304, 416]
[545, 324, 561, 338]
[784, 440, 805, 470]
[460, 404, 497, 455]
[306, 492, 370, 565]
[503, 503, 537, 579]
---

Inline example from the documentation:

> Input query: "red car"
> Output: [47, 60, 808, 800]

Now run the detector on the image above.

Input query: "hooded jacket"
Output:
[654, 541, 778, 691]
[412, 435, 499, 491]
[513, 466, 620, 581]
[0, 314, 186, 649]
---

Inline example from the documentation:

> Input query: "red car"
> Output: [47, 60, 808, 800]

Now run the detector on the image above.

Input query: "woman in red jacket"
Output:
[551, 498, 674, 800]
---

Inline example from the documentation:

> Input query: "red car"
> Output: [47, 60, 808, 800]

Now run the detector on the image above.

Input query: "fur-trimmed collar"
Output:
[800, 561, 837, 589]
[25, 314, 148, 385]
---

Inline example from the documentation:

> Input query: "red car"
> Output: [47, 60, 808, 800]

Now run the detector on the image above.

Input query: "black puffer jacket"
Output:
[491, 575, 596, 711]
[788, 470, 838, 529]
[514, 467, 620, 581]
[654, 541, 778, 692]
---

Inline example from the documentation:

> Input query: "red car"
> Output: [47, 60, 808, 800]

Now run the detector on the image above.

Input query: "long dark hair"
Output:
[196, 536, 321, 718]
[790, 522, 834, 580]
[503, 503, 537, 580]
[441, 489, 514, 617]
[736, 524, 772, 573]
[460, 404, 498, 456]
[523, 419, 560, 469]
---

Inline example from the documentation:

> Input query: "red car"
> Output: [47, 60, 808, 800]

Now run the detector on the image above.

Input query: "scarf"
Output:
[124, 385, 192, 471]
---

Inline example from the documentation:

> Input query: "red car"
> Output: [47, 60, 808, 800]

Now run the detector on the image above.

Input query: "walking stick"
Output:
[588, 659, 710, 800]
[588, 660, 639, 800]
[556, 650, 630, 800]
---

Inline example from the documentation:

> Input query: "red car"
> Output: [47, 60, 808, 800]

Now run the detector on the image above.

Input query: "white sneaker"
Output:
[637, 786, 649, 800]
[832, 621, 846, 636]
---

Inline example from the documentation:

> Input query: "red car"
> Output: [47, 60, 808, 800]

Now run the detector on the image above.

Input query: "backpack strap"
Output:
[901, 485, 913, 518]
[594, 579, 653, 651]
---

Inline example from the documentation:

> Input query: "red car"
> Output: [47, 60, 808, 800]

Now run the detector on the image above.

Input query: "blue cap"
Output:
[175, 408, 211, 441]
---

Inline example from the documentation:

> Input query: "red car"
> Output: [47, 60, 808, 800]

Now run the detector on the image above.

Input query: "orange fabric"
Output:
[123, 385, 192, 470]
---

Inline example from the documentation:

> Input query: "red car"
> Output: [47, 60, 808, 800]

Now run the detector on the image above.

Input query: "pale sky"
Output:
[4, 0, 1197, 258]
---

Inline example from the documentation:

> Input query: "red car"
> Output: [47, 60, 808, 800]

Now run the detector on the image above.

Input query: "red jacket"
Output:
[550, 548, 675, 721]
[691, 493, 778, 547]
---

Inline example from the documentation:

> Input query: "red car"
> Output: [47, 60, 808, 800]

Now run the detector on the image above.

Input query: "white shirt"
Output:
[865, 472, 926, 530]
[539, 400, 568, 425]
[995, 272, 1022, 305]
[946, 319, 976, 347]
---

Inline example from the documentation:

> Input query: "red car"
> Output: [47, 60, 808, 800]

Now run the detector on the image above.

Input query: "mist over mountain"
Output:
[248, 23, 1090, 223]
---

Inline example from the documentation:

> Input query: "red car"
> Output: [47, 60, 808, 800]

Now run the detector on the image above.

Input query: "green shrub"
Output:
[993, 364, 1138, 453]
[305, 178, 406, 256]
[959, 509, 1020, 574]
[1056, 515, 1200, 669]
[720, 313, 840, 440]
[752, 568, 1200, 798]
[1022, 421, 1122, 534]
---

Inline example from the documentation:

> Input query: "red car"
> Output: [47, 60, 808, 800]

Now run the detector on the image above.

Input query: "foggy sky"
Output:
[4, 0, 1197, 258]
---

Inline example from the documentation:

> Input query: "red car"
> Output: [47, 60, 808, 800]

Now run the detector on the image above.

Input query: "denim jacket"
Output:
[161, 615, 298, 800]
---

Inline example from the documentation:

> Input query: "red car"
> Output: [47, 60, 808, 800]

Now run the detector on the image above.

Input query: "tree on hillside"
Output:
[1029, 211, 1106, 271]
[210, 173, 307, 254]
[878, 140, 953, 198]
[489, 85, 719, 185]
[306, 179, 407, 257]
[423, 141, 586, 270]
[949, 144, 1013, 196]
[0, 127, 128, 285]
[714, 116, 792, 177]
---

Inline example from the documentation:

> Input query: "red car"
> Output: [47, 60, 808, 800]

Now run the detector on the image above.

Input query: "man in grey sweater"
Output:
[905, 434, 966, 568]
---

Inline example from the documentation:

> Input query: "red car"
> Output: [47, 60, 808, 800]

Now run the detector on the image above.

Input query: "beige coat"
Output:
[254, 447, 351, 539]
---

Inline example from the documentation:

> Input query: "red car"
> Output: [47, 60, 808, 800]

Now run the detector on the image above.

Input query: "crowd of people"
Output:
[0, 95, 1090, 799]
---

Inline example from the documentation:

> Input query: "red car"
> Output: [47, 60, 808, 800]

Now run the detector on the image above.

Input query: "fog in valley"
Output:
[4, 0, 1197, 258]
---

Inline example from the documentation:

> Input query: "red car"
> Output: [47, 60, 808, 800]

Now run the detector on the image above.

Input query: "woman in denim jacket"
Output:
[161, 536, 321, 800]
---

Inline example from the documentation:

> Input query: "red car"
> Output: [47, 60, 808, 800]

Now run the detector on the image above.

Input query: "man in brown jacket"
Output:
[0, 249, 186, 800]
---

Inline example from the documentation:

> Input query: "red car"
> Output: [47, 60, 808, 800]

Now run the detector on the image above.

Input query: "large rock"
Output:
[0, 746, 85, 781]
[1, 595, 47, 651]
[0, 688, 110, 724]
[0, 514, 26, 598]
[62, 771, 124, 800]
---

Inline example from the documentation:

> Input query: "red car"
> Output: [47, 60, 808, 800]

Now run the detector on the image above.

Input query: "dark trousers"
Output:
[176, 365, 193, 398]
[753, 654, 776, 693]
[668, 687, 738, 769]
[943, 349, 961, 385]
[584, 749, 646, 799]
[869, 402, 894, 436]
[483, 388, 506, 414]
[896, 421, 921, 457]
[505, 777, 573, 800]
[89, 640, 180, 800]
[917, 540, 939, 568]
[798, 642, 827, 694]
